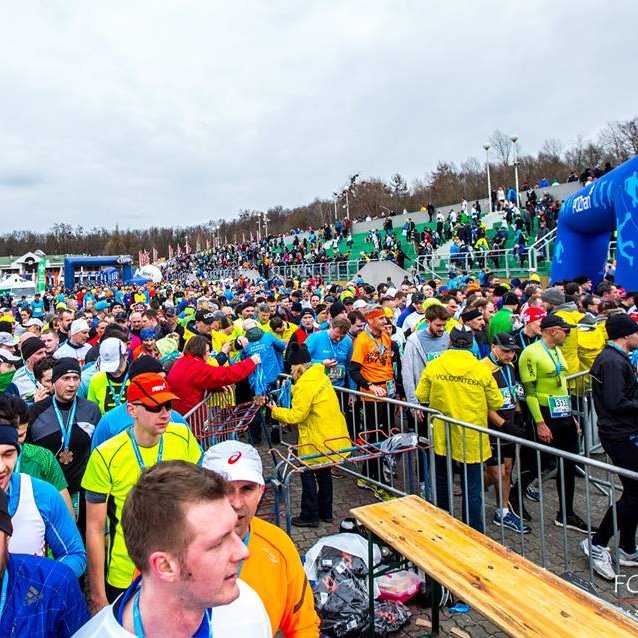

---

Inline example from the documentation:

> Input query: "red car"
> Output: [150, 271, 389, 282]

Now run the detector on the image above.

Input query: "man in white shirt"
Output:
[55, 319, 92, 364]
[73, 460, 271, 638]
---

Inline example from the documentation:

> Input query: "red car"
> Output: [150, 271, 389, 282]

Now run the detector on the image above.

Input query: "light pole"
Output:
[483, 143, 492, 213]
[345, 190, 350, 222]
[263, 212, 269, 238]
[511, 134, 521, 209]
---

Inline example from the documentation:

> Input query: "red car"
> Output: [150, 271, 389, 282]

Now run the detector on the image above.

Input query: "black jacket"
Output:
[590, 345, 638, 441]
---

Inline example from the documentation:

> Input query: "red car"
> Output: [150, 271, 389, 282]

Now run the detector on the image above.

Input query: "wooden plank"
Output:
[351, 495, 638, 638]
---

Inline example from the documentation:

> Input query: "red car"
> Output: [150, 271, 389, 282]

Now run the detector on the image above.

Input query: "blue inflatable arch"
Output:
[551, 155, 638, 288]
[63, 255, 132, 290]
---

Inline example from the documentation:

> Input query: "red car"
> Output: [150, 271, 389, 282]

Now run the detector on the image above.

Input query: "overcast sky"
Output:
[0, 0, 636, 233]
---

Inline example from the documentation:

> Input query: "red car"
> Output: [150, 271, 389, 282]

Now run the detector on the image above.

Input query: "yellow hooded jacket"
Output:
[271, 364, 351, 465]
[415, 349, 503, 463]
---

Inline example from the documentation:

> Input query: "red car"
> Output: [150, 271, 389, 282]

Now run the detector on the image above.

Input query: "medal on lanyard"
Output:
[107, 372, 129, 408]
[128, 428, 164, 471]
[366, 327, 385, 359]
[541, 342, 563, 387]
[53, 398, 77, 465]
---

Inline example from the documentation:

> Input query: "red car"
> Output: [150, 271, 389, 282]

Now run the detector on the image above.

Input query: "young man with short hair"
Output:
[75, 461, 271, 637]
[82, 373, 202, 611]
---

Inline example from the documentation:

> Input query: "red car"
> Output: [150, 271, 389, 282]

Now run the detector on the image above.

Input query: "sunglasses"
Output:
[134, 400, 173, 413]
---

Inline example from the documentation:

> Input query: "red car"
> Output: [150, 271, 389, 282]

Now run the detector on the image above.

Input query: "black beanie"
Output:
[606, 314, 638, 340]
[20, 337, 46, 361]
[287, 342, 311, 366]
[51, 358, 82, 383]
[129, 355, 164, 379]
[0, 422, 19, 452]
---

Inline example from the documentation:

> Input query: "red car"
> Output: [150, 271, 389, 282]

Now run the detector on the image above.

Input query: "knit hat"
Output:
[51, 357, 82, 383]
[521, 307, 547, 324]
[0, 422, 20, 453]
[606, 314, 638, 340]
[20, 337, 46, 361]
[541, 287, 566, 306]
[300, 308, 315, 319]
[0, 489, 13, 536]
[140, 328, 156, 340]
[329, 302, 346, 319]
[69, 319, 90, 336]
[287, 342, 311, 365]
[502, 292, 519, 307]
[129, 355, 164, 379]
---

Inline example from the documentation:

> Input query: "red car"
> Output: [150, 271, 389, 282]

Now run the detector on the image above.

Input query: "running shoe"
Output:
[554, 512, 596, 534]
[580, 540, 615, 580]
[525, 484, 541, 502]
[493, 510, 532, 534]
[617, 547, 638, 567]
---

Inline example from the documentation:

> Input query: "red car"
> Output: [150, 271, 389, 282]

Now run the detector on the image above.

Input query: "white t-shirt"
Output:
[72, 579, 271, 638]
[402, 311, 425, 335]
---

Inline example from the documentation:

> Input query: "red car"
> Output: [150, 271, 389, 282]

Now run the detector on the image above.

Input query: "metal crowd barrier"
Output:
[184, 373, 638, 613]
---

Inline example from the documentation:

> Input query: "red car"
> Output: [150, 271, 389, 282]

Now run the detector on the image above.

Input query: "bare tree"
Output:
[489, 130, 512, 165]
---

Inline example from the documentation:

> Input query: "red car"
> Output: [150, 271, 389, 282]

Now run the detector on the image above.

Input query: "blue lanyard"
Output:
[236, 530, 251, 577]
[540, 341, 562, 379]
[127, 428, 164, 471]
[364, 327, 385, 357]
[0, 569, 8, 621]
[489, 354, 516, 401]
[52, 398, 77, 451]
[106, 372, 129, 407]
[607, 342, 629, 357]
[23, 366, 36, 385]
[132, 587, 213, 638]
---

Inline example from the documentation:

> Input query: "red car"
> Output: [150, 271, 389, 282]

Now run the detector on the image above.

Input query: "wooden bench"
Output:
[351, 495, 637, 637]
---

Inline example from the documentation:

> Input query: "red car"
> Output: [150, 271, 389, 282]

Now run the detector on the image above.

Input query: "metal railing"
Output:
[183, 370, 638, 616]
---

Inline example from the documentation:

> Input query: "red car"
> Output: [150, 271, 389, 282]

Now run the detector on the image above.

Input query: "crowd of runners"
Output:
[0, 257, 637, 635]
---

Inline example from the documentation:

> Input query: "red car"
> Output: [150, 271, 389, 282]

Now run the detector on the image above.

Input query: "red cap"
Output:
[521, 306, 547, 324]
[127, 372, 178, 407]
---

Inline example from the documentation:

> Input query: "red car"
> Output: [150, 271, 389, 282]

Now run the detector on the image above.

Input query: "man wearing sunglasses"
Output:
[82, 372, 202, 615]
[519, 314, 589, 533]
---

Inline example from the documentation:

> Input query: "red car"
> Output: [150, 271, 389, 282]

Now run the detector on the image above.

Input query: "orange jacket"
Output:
[241, 517, 320, 638]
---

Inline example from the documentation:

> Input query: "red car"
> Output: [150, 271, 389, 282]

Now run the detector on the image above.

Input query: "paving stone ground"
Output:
[255, 442, 638, 637]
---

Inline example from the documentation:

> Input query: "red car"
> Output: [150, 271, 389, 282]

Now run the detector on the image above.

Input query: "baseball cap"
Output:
[243, 319, 258, 331]
[0, 333, 18, 347]
[521, 307, 546, 324]
[412, 292, 425, 304]
[195, 310, 216, 324]
[164, 306, 177, 317]
[450, 326, 474, 348]
[94, 300, 110, 311]
[202, 441, 264, 486]
[24, 318, 43, 328]
[99, 337, 128, 373]
[492, 333, 520, 351]
[540, 315, 575, 330]
[127, 372, 178, 407]
[352, 299, 367, 310]
[0, 351, 21, 364]
[69, 319, 90, 336]
[115, 311, 128, 322]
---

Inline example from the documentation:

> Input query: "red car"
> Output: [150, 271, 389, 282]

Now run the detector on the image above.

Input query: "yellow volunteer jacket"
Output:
[415, 349, 503, 463]
[577, 321, 607, 372]
[553, 306, 585, 378]
[271, 364, 351, 464]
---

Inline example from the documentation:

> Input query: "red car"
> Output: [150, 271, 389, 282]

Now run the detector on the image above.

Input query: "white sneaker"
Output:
[580, 540, 615, 581]
[617, 547, 638, 567]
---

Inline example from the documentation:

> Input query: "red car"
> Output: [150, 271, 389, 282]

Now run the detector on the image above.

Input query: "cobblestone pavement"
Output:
[257, 444, 638, 637]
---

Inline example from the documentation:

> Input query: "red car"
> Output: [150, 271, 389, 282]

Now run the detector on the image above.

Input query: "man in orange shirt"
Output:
[349, 304, 397, 498]
[202, 441, 319, 638]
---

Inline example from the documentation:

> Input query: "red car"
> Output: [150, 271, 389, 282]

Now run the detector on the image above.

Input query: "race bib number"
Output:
[549, 395, 572, 419]
[426, 351, 442, 363]
[515, 382, 525, 401]
[500, 388, 515, 410]
[328, 365, 345, 381]
[386, 379, 396, 398]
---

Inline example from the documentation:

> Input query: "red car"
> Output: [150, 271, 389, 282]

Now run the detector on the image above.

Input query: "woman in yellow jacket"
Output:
[269, 343, 350, 528]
